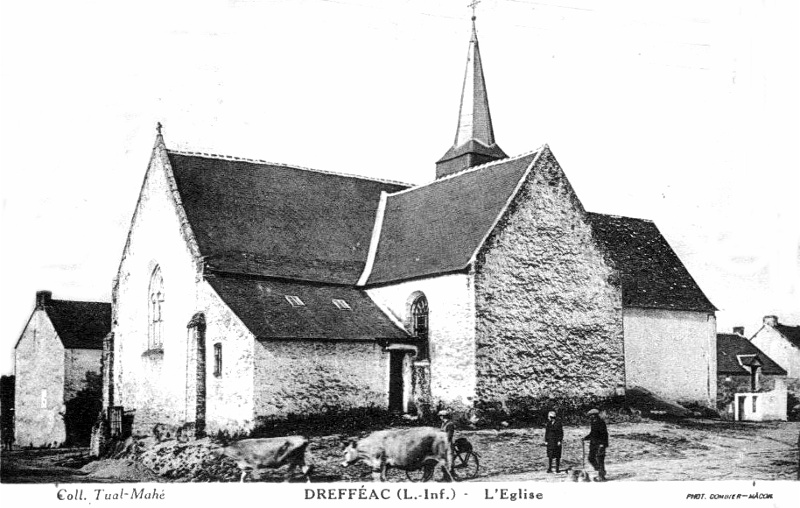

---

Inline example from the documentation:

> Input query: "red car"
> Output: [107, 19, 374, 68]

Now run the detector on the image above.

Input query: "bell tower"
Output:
[435, 7, 507, 179]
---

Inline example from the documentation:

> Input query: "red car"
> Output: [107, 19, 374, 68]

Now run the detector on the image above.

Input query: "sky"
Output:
[0, 0, 798, 376]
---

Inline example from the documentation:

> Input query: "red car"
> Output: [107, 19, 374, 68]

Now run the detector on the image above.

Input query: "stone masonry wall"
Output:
[14, 311, 66, 447]
[114, 142, 203, 436]
[474, 147, 625, 409]
[367, 274, 478, 407]
[624, 308, 717, 406]
[200, 280, 255, 433]
[64, 349, 102, 401]
[254, 340, 387, 417]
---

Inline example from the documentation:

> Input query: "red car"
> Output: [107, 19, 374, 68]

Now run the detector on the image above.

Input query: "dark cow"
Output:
[217, 435, 313, 482]
[342, 427, 453, 482]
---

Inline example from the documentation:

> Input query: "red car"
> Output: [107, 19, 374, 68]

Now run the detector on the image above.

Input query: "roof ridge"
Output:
[49, 299, 111, 305]
[388, 147, 544, 197]
[167, 149, 411, 188]
[586, 211, 655, 223]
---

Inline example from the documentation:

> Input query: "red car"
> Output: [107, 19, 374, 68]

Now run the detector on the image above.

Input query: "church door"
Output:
[389, 351, 405, 413]
[186, 314, 207, 438]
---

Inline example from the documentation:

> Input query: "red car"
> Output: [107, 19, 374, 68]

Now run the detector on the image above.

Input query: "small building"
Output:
[1, 375, 14, 448]
[13, 291, 110, 447]
[717, 330, 787, 420]
[750, 316, 800, 381]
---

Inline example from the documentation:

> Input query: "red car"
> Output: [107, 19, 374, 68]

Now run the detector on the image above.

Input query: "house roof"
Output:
[207, 275, 409, 341]
[367, 151, 539, 284]
[774, 324, 800, 349]
[586, 213, 717, 312]
[46, 300, 111, 350]
[717, 333, 786, 376]
[168, 152, 408, 285]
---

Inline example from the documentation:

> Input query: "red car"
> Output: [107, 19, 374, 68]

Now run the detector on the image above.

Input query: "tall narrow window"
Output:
[411, 295, 429, 360]
[148, 266, 164, 349]
[40, 389, 48, 409]
[214, 343, 222, 377]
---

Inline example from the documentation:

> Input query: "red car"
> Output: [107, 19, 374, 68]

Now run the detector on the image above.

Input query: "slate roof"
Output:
[717, 333, 786, 376]
[46, 300, 111, 350]
[774, 324, 800, 349]
[586, 213, 716, 312]
[207, 275, 409, 341]
[367, 151, 539, 284]
[168, 152, 408, 285]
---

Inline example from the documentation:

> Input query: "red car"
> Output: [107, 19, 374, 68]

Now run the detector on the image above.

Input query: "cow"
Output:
[342, 427, 453, 482]
[217, 436, 313, 482]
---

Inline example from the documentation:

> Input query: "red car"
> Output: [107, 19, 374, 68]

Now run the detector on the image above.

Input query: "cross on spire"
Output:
[156, 122, 163, 135]
[468, 0, 481, 20]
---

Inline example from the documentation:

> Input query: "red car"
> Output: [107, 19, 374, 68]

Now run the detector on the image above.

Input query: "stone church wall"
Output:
[113, 145, 203, 436]
[367, 274, 478, 407]
[14, 311, 66, 447]
[624, 308, 716, 406]
[200, 281, 255, 433]
[474, 148, 625, 411]
[253, 340, 387, 418]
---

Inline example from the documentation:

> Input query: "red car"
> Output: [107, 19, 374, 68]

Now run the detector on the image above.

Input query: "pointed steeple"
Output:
[436, 15, 507, 179]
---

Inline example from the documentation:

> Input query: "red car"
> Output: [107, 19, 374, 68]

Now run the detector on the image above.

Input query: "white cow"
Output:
[342, 427, 453, 482]
[218, 436, 313, 482]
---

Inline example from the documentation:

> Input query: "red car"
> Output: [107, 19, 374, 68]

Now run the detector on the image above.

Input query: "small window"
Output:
[214, 343, 222, 377]
[285, 295, 305, 307]
[752, 396, 758, 413]
[332, 299, 351, 310]
[110, 406, 123, 437]
[40, 389, 47, 409]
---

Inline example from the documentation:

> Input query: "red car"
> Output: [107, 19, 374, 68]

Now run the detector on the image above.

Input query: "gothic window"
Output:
[214, 343, 222, 377]
[411, 295, 429, 360]
[148, 266, 164, 349]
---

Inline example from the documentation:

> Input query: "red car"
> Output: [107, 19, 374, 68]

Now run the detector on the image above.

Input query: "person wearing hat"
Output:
[439, 409, 455, 447]
[583, 409, 608, 481]
[544, 410, 563, 473]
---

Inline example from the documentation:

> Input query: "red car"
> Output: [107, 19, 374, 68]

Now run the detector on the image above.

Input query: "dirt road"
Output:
[2, 419, 798, 482]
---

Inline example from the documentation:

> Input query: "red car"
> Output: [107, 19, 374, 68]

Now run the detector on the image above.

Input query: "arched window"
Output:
[410, 295, 429, 360]
[148, 266, 164, 349]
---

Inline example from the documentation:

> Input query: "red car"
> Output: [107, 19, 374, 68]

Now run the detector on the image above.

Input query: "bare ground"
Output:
[2, 419, 798, 483]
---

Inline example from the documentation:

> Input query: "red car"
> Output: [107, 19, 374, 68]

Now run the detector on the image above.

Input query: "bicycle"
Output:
[405, 437, 480, 482]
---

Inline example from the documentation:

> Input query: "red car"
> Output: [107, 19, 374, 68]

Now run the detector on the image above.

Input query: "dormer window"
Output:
[285, 295, 305, 307]
[332, 299, 351, 310]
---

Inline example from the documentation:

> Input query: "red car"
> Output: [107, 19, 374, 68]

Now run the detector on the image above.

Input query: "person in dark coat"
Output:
[583, 408, 608, 481]
[544, 410, 563, 473]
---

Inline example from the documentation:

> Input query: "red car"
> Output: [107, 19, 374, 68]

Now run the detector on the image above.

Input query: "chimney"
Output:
[763, 315, 778, 327]
[733, 326, 745, 336]
[36, 290, 52, 308]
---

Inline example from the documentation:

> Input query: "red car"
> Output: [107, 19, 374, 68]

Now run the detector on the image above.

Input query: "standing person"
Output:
[439, 409, 455, 448]
[583, 408, 608, 481]
[544, 410, 563, 473]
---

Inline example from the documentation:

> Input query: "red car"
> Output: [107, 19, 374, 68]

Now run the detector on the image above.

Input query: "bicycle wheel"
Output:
[451, 451, 479, 480]
[406, 461, 435, 482]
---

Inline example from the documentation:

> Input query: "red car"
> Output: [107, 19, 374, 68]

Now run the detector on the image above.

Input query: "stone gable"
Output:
[14, 310, 67, 447]
[473, 147, 625, 407]
[113, 139, 204, 435]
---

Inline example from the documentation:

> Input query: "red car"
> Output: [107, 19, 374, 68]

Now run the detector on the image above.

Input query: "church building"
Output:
[108, 17, 717, 436]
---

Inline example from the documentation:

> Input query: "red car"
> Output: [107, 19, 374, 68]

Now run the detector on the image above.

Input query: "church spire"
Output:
[436, 9, 507, 179]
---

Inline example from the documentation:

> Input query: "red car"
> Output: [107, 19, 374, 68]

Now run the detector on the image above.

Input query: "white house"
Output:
[750, 315, 800, 381]
[14, 291, 110, 447]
